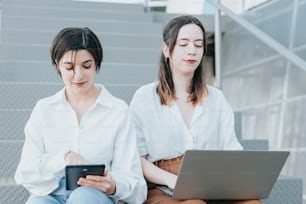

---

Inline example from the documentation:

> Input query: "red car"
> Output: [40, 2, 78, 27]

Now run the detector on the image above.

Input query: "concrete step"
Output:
[0, 83, 64, 109]
[0, 60, 158, 84]
[1, 5, 152, 22]
[1, 29, 162, 49]
[0, 44, 160, 64]
[1, 0, 144, 13]
[0, 141, 24, 178]
[0, 110, 31, 140]
[0, 83, 140, 109]
[239, 139, 269, 151]
[1, 16, 162, 35]
[263, 176, 303, 204]
[0, 183, 29, 204]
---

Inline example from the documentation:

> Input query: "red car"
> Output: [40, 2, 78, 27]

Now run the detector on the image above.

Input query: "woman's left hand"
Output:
[77, 169, 116, 195]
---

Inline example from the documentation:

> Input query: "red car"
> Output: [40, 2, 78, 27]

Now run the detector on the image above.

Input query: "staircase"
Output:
[0, 0, 303, 203]
[0, 0, 161, 203]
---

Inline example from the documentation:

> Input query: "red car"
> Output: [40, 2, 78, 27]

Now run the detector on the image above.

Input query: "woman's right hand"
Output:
[64, 150, 87, 165]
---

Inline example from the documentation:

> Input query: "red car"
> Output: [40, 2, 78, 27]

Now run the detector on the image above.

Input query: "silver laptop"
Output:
[157, 150, 289, 200]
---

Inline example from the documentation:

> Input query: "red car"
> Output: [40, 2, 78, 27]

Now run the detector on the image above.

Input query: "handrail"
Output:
[144, 0, 168, 13]
[206, 0, 306, 71]
[0, 0, 2, 43]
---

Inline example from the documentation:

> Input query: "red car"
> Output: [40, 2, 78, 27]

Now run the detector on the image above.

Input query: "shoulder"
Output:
[134, 82, 156, 98]
[206, 85, 229, 102]
[33, 89, 64, 109]
[203, 85, 230, 108]
[130, 82, 158, 112]
[207, 85, 225, 98]
[99, 85, 129, 111]
[110, 96, 128, 111]
[131, 82, 157, 103]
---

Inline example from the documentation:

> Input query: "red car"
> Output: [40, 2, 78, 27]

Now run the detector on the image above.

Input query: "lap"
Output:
[146, 188, 262, 204]
[67, 186, 114, 204]
[145, 188, 206, 204]
[27, 185, 114, 204]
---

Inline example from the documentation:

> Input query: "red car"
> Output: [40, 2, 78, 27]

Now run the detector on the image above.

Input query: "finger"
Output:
[86, 175, 106, 182]
[104, 169, 108, 176]
[78, 177, 107, 191]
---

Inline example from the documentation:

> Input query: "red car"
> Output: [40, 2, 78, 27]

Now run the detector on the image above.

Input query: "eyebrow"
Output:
[62, 59, 94, 64]
[82, 59, 94, 64]
[178, 38, 203, 42]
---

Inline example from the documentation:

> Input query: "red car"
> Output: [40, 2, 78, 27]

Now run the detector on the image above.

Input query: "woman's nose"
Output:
[73, 67, 83, 79]
[187, 44, 196, 55]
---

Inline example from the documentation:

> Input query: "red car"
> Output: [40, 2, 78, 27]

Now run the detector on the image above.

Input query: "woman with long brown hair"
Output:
[130, 15, 263, 204]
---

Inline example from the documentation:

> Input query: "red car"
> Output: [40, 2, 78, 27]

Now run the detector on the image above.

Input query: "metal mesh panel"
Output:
[0, 110, 30, 140]
[0, 185, 29, 204]
[0, 141, 23, 177]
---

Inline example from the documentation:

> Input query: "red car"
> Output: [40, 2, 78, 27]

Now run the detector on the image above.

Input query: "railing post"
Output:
[0, 0, 2, 43]
[214, 0, 222, 88]
[144, 0, 151, 13]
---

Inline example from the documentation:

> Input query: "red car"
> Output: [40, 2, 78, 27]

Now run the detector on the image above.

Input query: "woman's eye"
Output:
[83, 65, 91, 69]
[177, 39, 188, 46]
[194, 41, 203, 47]
[178, 43, 187, 47]
[65, 67, 73, 71]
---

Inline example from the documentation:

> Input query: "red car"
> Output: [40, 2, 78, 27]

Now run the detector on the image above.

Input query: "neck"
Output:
[65, 85, 99, 105]
[172, 72, 193, 100]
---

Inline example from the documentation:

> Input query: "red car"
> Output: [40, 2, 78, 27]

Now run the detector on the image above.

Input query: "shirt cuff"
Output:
[109, 179, 129, 203]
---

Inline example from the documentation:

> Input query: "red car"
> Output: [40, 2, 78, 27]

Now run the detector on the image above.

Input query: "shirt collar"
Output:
[47, 84, 114, 109]
[95, 84, 114, 108]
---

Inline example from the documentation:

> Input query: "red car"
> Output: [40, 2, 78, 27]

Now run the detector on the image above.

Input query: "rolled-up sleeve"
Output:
[110, 110, 147, 204]
[14, 102, 65, 195]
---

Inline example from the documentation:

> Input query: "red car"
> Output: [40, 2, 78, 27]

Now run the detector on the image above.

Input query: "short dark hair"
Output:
[50, 27, 103, 75]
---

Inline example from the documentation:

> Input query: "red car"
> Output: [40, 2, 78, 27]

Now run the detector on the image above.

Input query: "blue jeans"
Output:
[26, 179, 114, 204]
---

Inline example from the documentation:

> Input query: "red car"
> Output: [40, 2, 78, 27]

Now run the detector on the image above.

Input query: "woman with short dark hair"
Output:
[15, 27, 147, 204]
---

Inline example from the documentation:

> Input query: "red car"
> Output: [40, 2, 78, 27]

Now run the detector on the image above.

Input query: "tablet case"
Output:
[65, 164, 105, 190]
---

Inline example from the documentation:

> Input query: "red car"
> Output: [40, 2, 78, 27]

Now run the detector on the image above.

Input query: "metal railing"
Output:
[144, 0, 167, 12]
[209, 0, 306, 72]
[0, 0, 2, 43]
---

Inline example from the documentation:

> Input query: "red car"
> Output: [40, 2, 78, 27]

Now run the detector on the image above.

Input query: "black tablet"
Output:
[65, 164, 105, 190]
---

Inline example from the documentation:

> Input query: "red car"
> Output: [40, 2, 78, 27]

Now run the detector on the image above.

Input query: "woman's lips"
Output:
[184, 59, 196, 64]
[73, 82, 86, 87]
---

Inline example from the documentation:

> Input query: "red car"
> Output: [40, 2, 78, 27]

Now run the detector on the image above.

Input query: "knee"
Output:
[67, 186, 113, 204]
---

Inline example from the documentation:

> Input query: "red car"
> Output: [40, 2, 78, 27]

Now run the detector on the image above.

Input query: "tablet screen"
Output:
[65, 164, 105, 190]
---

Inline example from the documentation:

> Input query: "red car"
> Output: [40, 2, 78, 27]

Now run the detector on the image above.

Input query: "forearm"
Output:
[141, 157, 177, 188]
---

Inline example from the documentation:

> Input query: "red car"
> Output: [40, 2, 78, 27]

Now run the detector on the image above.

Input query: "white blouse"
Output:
[129, 82, 243, 162]
[14, 84, 147, 204]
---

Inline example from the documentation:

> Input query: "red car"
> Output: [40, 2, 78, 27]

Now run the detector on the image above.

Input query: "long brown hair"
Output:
[156, 15, 207, 106]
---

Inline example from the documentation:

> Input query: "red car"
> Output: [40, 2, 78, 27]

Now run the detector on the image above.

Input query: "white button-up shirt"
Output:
[129, 82, 243, 162]
[15, 84, 147, 204]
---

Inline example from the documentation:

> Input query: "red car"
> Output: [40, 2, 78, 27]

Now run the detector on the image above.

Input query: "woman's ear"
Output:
[162, 42, 170, 58]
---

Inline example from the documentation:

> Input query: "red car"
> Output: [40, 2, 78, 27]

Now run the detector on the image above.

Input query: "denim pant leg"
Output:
[67, 186, 114, 204]
[26, 194, 65, 204]
[26, 178, 67, 204]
